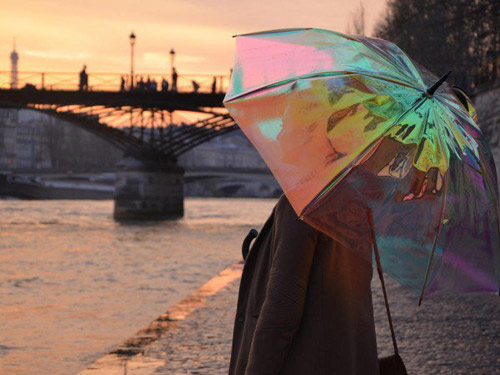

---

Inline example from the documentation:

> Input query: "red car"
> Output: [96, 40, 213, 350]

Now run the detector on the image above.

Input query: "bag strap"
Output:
[366, 208, 399, 356]
[242, 229, 259, 261]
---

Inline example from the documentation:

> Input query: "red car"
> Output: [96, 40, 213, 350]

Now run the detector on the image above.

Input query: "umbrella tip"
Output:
[426, 71, 452, 97]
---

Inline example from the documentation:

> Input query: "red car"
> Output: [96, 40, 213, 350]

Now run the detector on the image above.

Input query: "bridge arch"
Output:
[0, 84, 241, 220]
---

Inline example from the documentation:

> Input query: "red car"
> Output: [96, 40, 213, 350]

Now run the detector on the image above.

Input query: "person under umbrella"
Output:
[225, 28, 499, 375]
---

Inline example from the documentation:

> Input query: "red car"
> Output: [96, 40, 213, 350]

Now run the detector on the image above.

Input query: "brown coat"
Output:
[228, 196, 379, 375]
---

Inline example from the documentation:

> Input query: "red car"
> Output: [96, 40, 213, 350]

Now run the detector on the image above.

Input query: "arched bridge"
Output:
[0, 71, 236, 162]
[0, 71, 240, 220]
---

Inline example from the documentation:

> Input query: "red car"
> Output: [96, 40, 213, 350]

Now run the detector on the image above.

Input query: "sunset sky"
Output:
[1, 0, 388, 76]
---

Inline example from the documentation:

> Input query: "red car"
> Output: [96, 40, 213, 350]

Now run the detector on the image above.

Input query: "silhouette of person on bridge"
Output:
[161, 78, 169, 92]
[79, 65, 88, 91]
[212, 76, 217, 94]
[171, 68, 178, 92]
[192, 80, 200, 93]
[151, 78, 158, 91]
[120, 76, 126, 92]
[138, 76, 145, 91]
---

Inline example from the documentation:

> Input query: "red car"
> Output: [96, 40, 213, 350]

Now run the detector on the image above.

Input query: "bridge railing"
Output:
[0, 71, 230, 93]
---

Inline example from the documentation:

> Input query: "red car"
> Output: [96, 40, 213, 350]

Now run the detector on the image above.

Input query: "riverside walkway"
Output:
[79, 263, 500, 375]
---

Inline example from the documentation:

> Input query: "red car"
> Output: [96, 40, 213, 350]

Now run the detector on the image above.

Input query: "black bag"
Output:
[379, 353, 408, 375]
[367, 209, 409, 375]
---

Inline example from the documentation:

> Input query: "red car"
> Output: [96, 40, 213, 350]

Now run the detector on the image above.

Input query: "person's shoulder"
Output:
[275, 194, 295, 216]
[274, 194, 316, 233]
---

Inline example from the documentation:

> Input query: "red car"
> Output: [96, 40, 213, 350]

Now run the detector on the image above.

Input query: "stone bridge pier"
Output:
[114, 157, 184, 220]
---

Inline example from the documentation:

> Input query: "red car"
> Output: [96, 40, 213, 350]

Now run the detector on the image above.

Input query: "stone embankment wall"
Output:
[475, 84, 500, 182]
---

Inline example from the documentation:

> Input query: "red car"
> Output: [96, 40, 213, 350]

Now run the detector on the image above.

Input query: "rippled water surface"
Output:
[0, 198, 277, 375]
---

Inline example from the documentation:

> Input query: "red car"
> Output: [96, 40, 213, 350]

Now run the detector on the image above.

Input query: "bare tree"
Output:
[374, 0, 499, 93]
[348, 2, 366, 36]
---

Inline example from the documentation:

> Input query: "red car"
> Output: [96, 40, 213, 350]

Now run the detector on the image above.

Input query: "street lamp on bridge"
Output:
[169, 48, 176, 72]
[129, 31, 136, 90]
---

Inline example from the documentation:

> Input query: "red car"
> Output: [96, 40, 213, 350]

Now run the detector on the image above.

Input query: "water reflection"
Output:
[0, 198, 277, 375]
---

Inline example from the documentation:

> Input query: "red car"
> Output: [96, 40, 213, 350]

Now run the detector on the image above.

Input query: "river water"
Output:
[0, 198, 276, 375]
[1, 198, 499, 375]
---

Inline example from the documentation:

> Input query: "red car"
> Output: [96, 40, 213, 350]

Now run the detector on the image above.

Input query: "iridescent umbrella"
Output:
[223, 28, 500, 303]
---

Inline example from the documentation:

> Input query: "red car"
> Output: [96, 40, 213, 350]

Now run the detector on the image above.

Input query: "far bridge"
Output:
[0, 71, 238, 220]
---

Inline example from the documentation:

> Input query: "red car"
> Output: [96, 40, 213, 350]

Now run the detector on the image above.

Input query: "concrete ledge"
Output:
[78, 262, 243, 375]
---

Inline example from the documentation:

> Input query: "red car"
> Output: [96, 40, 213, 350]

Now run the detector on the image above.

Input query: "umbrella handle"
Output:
[366, 207, 400, 356]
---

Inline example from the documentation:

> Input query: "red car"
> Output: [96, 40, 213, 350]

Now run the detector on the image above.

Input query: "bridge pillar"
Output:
[113, 157, 184, 220]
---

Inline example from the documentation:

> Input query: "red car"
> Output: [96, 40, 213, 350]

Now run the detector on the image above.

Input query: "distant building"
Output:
[10, 39, 19, 89]
[14, 111, 51, 170]
[0, 110, 18, 169]
[0, 109, 122, 172]
[178, 130, 269, 172]
[0, 109, 53, 170]
[178, 130, 279, 197]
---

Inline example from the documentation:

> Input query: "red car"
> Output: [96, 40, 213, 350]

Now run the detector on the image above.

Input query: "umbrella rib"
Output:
[233, 27, 312, 38]
[431, 102, 454, 172]
[225, 70, 421, 103]
[358, 38, 426, 89]
[433, 99, 486, 175]
[417, 172, 450, 305]
[436, 96, 481, 132]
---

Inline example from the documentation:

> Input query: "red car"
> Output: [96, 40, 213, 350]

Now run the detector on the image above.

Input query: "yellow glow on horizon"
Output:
[1, 0, 388, 75]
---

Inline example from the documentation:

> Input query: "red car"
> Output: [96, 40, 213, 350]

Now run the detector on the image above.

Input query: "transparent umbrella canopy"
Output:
[224, 28, 500, 303]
